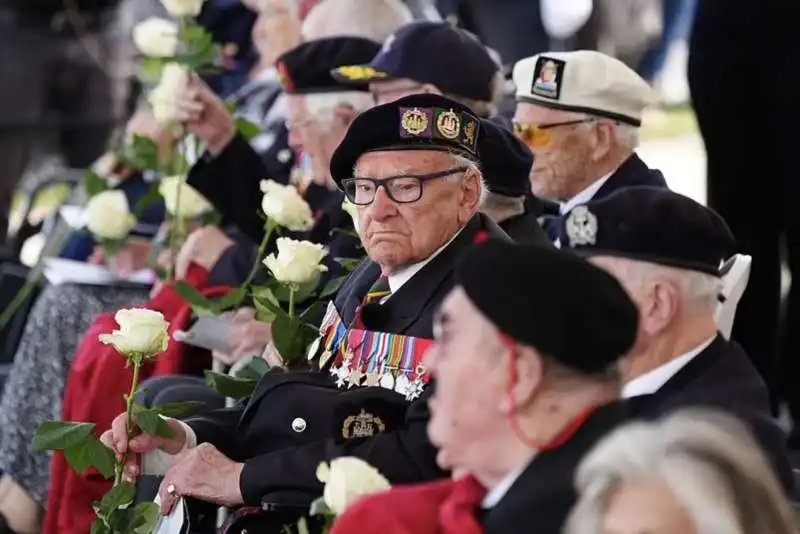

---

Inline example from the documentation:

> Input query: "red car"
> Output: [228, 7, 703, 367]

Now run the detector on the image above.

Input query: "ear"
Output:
[457, 169, 482, 223]
[590, 121, 616, 161]
[499, 346, 544, 414]
[639, 280, 679, 336]
[333, 105, 359, 128]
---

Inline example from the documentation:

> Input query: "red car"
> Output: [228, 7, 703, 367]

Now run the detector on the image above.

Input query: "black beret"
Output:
[330, 93, 481, 186]
[456, 240, 638, 374]
[557, 186, 736, 276]
[478, 118, 533, 197]
[275, 37, 381, 94]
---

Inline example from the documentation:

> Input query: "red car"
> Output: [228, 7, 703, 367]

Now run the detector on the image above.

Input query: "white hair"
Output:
[560, 110, 641, 150]
[449, 153, 488, 206]
[565, 409, 797, 534]
[305, 91, 374, 118]
[301, 0, 413, 42]
[597, 256, 722, 313]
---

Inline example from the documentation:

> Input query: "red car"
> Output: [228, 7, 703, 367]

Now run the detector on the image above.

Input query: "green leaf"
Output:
[235, 117, 262, 141]
[34, 421, 95, 451]
[199, 210, 222, 228]
[133, 182, 163, 218]
[204, 370, 259, 400]
[137, 410, 175, 439]
[214, 287, 247, 313]
[151, 401, 206, 418]
[319, 276, 346, 299]
[178, 26, 219, 69]
[253, 286, 282, 323]
[299, 301, 326, 324]
[335, 257, 363, 274]
[137, 57, 166, 85]
[63, 442, 93, 475]
[171, 281, 216, 316]
[98, 481, 136, 516]
[90, 519, 111, 534]
[297, 517, 311, 534]
[130, 502, 160, 534]
[273, 275, 321, 303]
[84, 170, 108, 198]
[234, 356, 270, 380]
[66, 436, 115, 479]
[272, 313, 302, 363]
[309, 496, 333, 517]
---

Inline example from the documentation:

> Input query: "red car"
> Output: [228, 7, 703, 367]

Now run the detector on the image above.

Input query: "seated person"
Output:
[331, 239, 639, 534]
[555, 186, 794, 492]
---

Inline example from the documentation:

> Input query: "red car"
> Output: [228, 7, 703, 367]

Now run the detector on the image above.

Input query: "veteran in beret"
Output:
[101, 94, 510, 516]
[331, 239, 639, 534]
[557, 186, 794, 493]
[511, 50, 668, 241]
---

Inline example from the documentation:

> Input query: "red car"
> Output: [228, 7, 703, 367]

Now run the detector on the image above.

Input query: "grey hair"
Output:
[564, 409, 798, 534]
[480, 192, 526, 221]
[561, 110, 640, 151]
[305, 91, 373, 119]
[301, 0, 413, 42]
[448, 153, 488, 206]
[596, 256, 722, 313]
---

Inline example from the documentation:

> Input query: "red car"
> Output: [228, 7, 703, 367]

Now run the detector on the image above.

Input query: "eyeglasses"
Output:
[341, 166, 467, 205]
[512, 118, 597, 147]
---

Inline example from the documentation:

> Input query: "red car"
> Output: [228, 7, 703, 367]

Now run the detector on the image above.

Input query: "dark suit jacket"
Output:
[626, 335, 794, 493]
[186, 213, 511, 505]
[481, 402, 629, 534]
[498, 211, 549, 245]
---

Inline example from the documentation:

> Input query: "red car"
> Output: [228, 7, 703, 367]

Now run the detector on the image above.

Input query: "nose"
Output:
[366, 186, 397, 220]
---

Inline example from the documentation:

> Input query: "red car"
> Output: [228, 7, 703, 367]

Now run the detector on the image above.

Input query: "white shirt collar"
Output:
[622, 336, 716, 398]
[481, 460, 530, 509]
[386, 227, 464, 294]
[559, 172, 613, 215]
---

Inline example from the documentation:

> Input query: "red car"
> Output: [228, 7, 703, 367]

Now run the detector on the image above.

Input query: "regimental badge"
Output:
[530, 56, 565, 101]
[401, 108, 429, 136]
[436, 109, 461, 140]
[335, 65, 388, 81]
[462, 119, 477, 147]
[565, 205, 598, 246]
[342, 409, 386, 439]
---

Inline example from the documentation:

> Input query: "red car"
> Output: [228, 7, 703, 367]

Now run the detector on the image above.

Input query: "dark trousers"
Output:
[688, 0, 800, 416]
[0, 10, 117, 242]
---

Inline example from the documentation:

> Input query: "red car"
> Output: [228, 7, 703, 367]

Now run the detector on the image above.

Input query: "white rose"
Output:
[316, 457, 391, 516]
[148, 63, 188, 125]
[341, 200, 359, 233]
[20, 233, 47, 268]
[259, 180, 314, 231]
[263, 238, 328, 285]
[160, 0, 205, 17]
[86, 190, 137, 240]
[132, 18, 179, 58]
[99, 308, 170, 356]
[159, 176, 213, 219]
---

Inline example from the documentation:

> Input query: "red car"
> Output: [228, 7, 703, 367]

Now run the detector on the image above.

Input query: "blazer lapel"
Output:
[595, 153, 668, 201]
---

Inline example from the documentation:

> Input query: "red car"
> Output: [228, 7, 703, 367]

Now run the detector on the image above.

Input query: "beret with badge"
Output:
[456, 239, 639, 374]
[557, 186, 736, 276]
[331, 21, 499, 102]
[512, 50, 654, 127]
[275, 36, 382, 94]
[329, 93, 482, 186]
[478, 118, 533, 198]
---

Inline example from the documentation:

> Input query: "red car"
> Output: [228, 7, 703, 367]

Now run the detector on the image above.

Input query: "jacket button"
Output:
[291, 417, 307, 433]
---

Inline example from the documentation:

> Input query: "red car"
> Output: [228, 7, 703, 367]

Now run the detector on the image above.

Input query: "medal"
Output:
[347, 369, 364, 389]
[405, 364, 427, 401]
[394, 374, 410, 396]
[319, 350, 333, 369]
[379, 373, 395, 390]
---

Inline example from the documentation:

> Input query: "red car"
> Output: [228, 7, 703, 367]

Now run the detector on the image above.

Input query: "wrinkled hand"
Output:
[174, 75, 236, 155]
[158, 443, 244, 515]
[174, 226, 235, 280]
[213, 311, 273, 365]
[99, 412, 187, 485]
[90, 239, 152, 277]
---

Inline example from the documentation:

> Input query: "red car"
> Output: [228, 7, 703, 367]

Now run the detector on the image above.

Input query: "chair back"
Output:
[715, 254, 752, 340]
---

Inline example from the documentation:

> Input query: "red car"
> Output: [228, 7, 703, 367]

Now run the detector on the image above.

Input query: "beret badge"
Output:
[566, 205, 598, 246]
[436, 109, 461, 140]
[336, 65, 389, 81]
[401, 108, 430, 136]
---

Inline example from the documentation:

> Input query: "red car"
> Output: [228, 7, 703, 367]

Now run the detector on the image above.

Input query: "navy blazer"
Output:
[626, 335, 794, 493]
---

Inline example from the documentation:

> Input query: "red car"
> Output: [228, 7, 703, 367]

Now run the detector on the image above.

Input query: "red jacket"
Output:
[44, 265, 231, 534]
[330, 476, 486, 534]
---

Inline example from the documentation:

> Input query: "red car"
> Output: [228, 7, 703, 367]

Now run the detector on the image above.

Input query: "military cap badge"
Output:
[336, 65, 389, 81]
[462, 119, 477, 147]
[436, 109, 461, 140]
[400, 107, 430, 136]
[565, 205, 598, 246]
[342, 409, 386, 439]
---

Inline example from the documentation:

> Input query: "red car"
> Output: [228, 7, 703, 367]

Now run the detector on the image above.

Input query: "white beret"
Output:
[512, 50, 654, 126]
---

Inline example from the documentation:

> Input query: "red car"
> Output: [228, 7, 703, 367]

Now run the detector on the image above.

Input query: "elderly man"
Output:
[332, 21, 504, 118]
[555, 186, 794, 492]
[102, 94, 512, 514]
[331, 239, 639, 534]
[511, 50, 667, 239]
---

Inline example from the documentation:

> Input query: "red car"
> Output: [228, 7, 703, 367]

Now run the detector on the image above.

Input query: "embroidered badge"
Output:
[531, 56, 565, 101]
[400, 107, 430, 136]
[335, 65, 389, 81]
[342, 409, 386, 439]
[462, 119, 478, 148]
[436, 109, 461, 140]
[565, 205, 598, 246]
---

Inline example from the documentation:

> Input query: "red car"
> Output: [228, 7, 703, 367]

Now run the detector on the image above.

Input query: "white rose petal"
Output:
[19, 233, 47, 268]
[341, 200, 359, 233]
[99, 308, 170, 356]
[86, 190, 137, 240]
[160, 0, 205, 17]
[263, 238, 328, 285]
[148, 63, 188, 125]
[317, 457, 391, 516]
[159, 176, 213, 219]
[259, 179, 314, 231]
[133, 18, 179, 58]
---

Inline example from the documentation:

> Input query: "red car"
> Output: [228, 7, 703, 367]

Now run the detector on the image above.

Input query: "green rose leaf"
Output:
[319, 276, 346, 299]
[253, 286, 282, 323]
[151, 401, 206, 418]
[234, 356, 270, 380]
[130, 502, 160, 534]
[334, 257, 362, 274]
[137, 410, 175, 439]
[63, 436, 115, 478]
[137, 57, 166, 85]
[171, 281, 216, 316]
[34, 421, 95, 452]
[272, 275, 321, 304]
[97, 481, 136, 516]
[133, 182, 163, 219]
[90, 519, 111, 534]
[214, 287, 247, 313]
[204, 370, 259, 400]
[272, 313, 302, 363]
[84, 170, 109, 198]
[235, 117, 262, 142]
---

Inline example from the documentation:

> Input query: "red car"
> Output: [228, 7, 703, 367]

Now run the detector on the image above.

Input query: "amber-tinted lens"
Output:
[512, 123, 552, 147]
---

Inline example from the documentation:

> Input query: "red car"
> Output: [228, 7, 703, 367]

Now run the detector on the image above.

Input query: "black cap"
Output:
[557, 187, 736, 276]
[456, 240, 638, 374]
[275, 37, 381, 94]
[330, 93, 481, 186]
[331, 21, 499, 102]
[478, 118, 533, 197]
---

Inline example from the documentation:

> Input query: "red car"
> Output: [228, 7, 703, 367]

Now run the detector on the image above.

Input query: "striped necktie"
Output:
[354, 275, 391, 329]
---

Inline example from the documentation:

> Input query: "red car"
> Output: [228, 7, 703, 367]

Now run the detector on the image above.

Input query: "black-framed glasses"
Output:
[512, 118, 597, 146]
[341, 166, 468, 205]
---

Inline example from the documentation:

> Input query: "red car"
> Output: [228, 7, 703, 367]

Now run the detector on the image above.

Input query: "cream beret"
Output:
[512, 50, 654, 126]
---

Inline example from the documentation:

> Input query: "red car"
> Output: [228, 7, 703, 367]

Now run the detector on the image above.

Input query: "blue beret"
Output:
[456, 240, 638, 374]
[557, 187, 736, 276]
[478, 118, 533, 197]
[330, 93, 481, 186]
[275, 37, 381, 94]
[331, 21, 499, 102]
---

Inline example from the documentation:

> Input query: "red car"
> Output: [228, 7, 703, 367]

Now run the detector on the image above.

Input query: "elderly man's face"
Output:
[353, 150, 480, 272]
[602, 480, 697, 534]
[287, 95, 351, 187]
[513, 102, 596, 201]
[425, 288, 510, 472]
